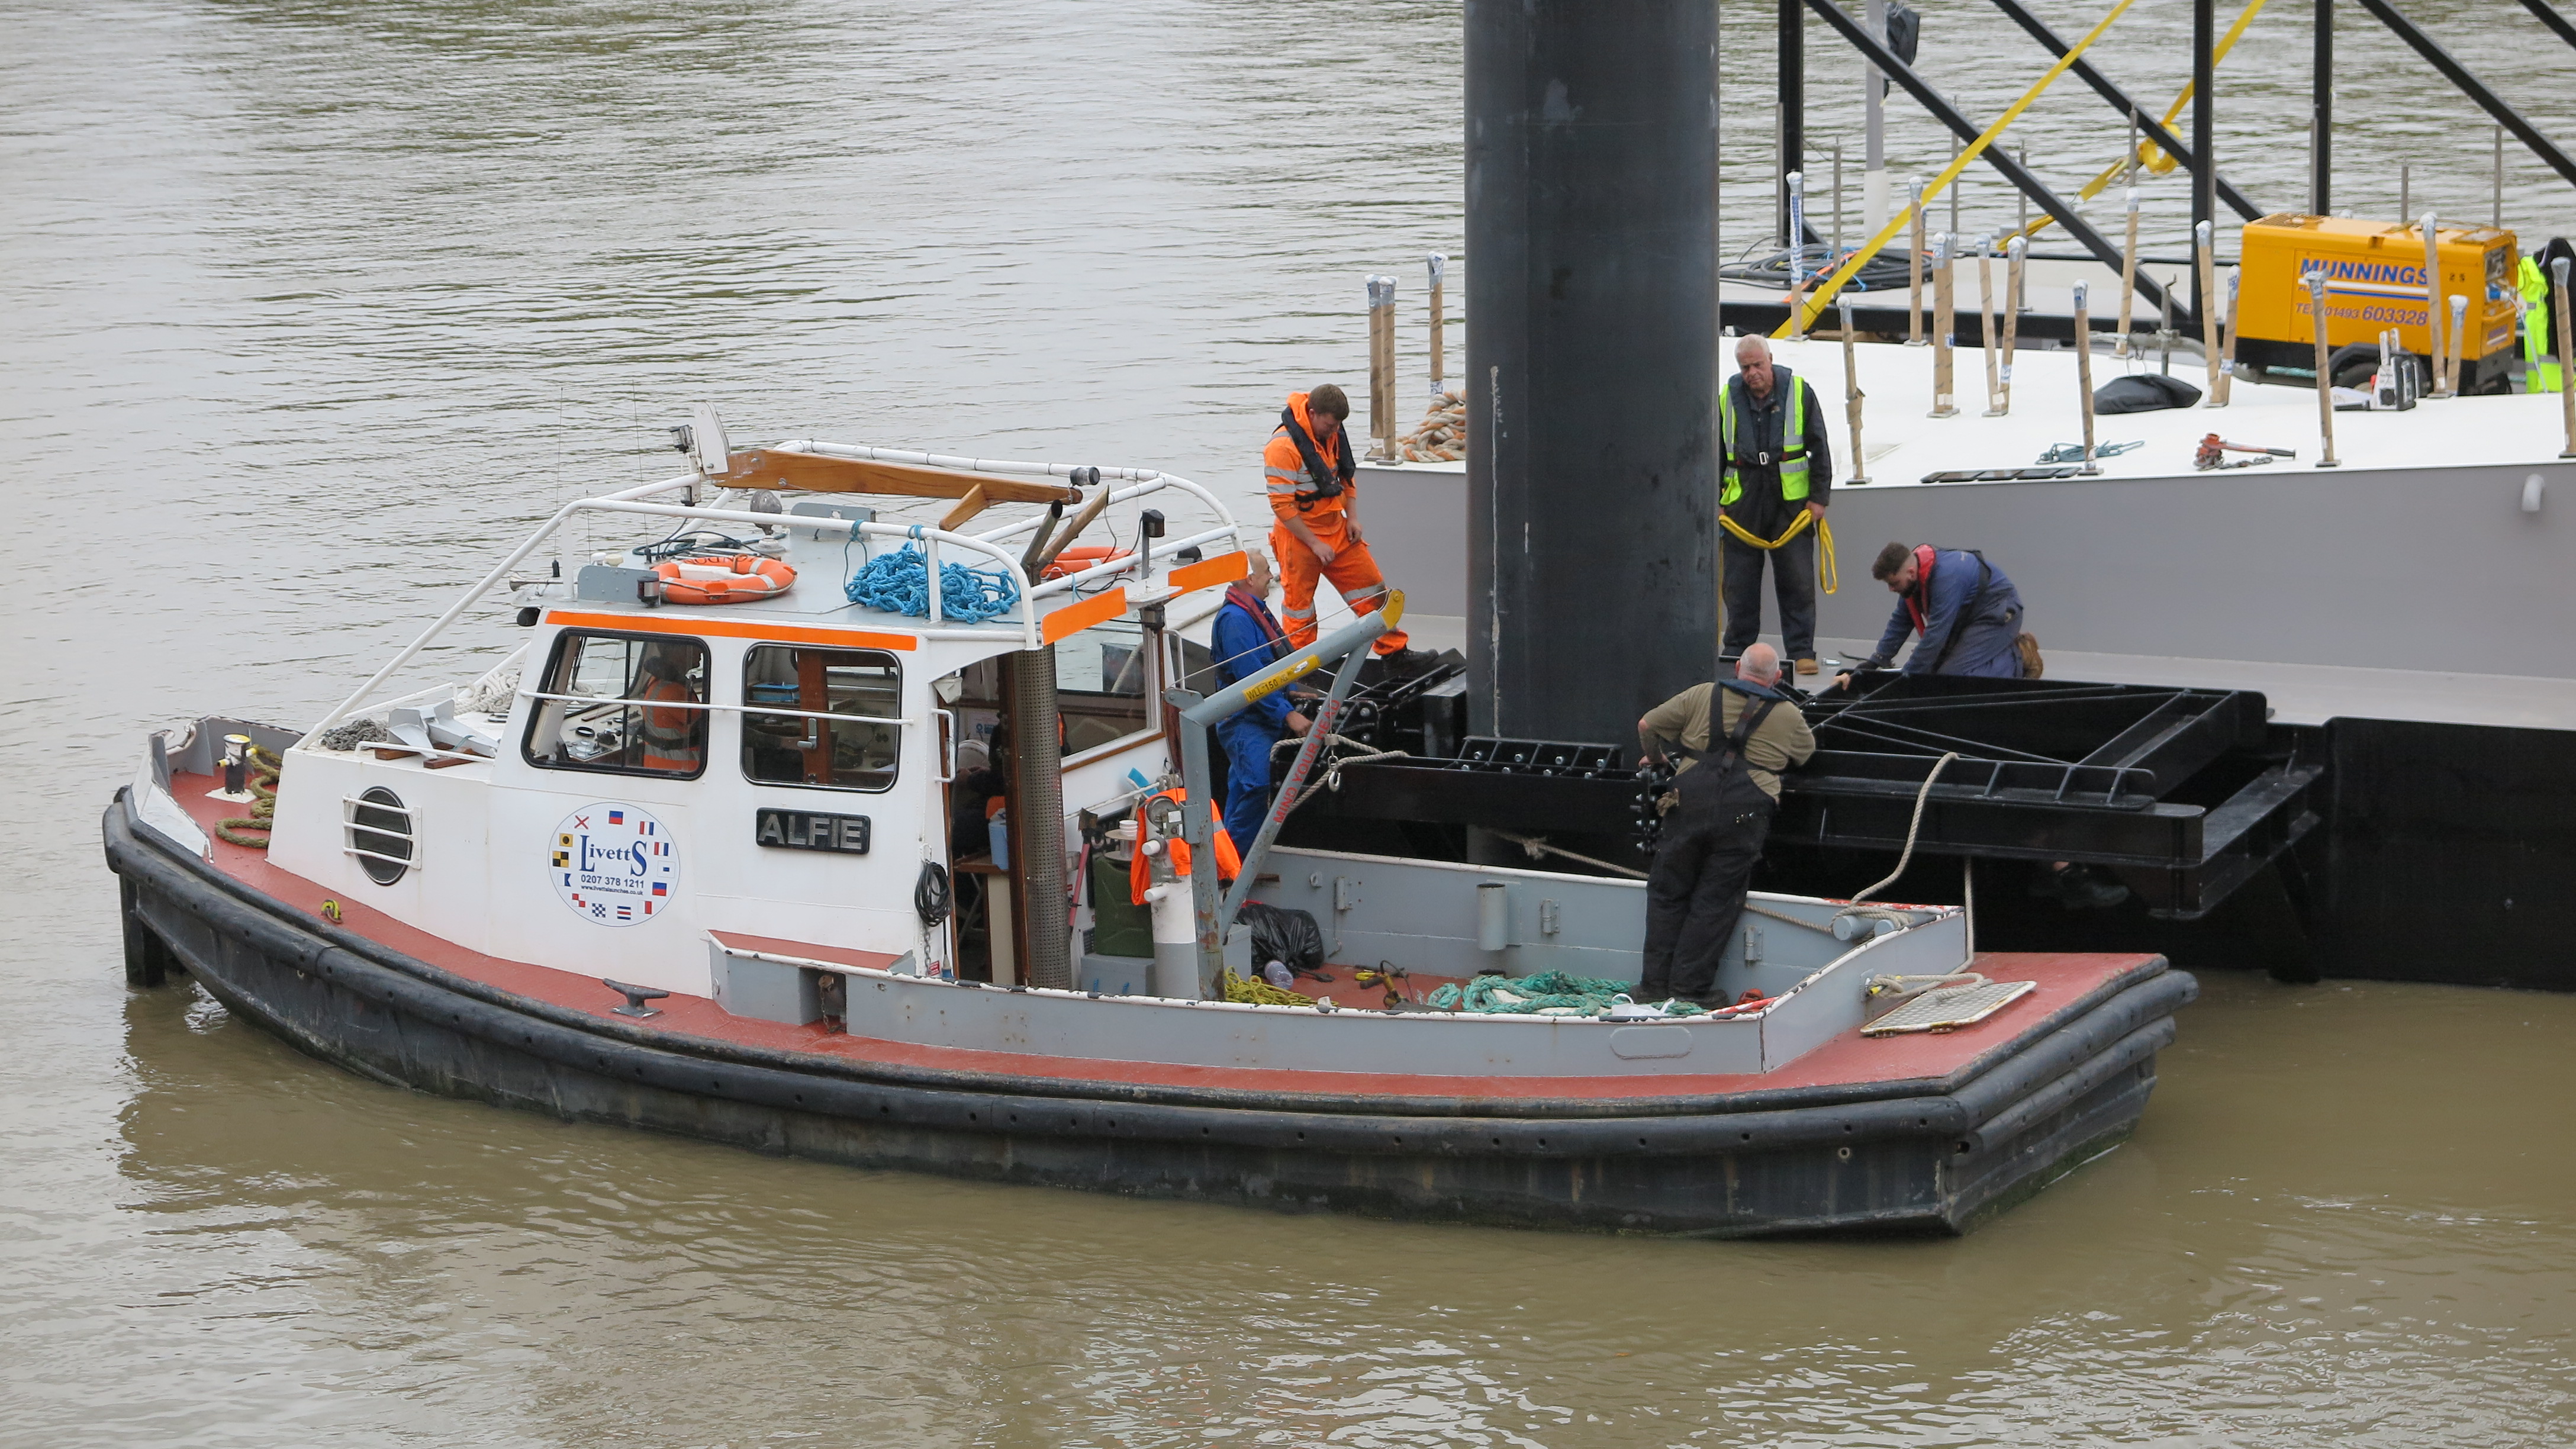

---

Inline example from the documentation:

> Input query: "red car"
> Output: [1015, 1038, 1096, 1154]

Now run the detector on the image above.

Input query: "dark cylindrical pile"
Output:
[1465, 0, 1719, 744]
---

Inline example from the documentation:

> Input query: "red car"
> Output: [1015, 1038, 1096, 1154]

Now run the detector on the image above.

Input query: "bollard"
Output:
[2422, 213, 2450, 398]
[2214, 271, 2241, 407]
[1907, 179, 1927, 346]
[2196, 221, 2221, 400]
[1840, 298, 1869, 484]
[2115, 188, 2141, 359]
[2072, 281, 2100, 475]
[2001, 236, 2026, 414]
[1930, 233, 1959, 417]
[1366, 275, 1397, 458]
[1426, 254, 1447, 400]
[2556, 258, 2576, 458]
[1978, 236, 2003, 416]
[2445, 294, 2468, 398]
[2309, 272, 2339, 467]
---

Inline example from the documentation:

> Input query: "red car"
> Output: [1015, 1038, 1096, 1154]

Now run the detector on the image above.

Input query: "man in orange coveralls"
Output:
[1262, 384, 1428, 669]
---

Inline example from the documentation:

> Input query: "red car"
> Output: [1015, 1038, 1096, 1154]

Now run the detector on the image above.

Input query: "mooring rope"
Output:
[215, 746, 284, 849]
[845, 539, 1019, 623]
[1847, 751, 1959, 905]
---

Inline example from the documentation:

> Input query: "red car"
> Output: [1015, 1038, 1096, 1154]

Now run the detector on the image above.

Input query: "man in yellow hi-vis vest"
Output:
[1720, 336, 1833, 674]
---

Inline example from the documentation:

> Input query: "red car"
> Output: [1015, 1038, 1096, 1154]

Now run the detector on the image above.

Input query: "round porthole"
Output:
[351, 786, 414, 886]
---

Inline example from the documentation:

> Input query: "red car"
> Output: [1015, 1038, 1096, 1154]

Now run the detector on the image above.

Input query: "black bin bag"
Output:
[1235, 901, 1325, 975]
[2093, 373, 2203, 413]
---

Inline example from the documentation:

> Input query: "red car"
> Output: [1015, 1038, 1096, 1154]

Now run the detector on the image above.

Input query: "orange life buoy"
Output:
[653, 553, 796, 606]
[1041, 545, 1132, 581]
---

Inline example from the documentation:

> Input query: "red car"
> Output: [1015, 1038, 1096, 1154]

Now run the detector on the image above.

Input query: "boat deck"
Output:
[175, 772, 2165, 1110]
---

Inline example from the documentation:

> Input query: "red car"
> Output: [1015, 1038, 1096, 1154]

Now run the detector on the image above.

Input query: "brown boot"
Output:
[2015, 632, 2044, 679]
[1795, 656, 1820, 675]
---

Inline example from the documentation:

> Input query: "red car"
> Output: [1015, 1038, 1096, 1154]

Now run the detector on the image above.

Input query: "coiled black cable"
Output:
[915, 859, 953, 925]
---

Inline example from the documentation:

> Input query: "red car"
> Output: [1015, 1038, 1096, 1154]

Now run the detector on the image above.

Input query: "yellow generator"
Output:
[2235, 214, 2520, 394]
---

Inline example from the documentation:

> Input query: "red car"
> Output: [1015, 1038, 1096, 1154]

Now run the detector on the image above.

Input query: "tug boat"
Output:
[102, 411, 2191, 1237]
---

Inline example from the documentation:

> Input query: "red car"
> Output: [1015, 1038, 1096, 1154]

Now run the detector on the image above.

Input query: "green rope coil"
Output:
[1425, 971, 1707, 1018]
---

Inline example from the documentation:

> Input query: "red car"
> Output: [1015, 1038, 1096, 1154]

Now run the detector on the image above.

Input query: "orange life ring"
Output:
[653, 553, 796, 605]
[1041, 545, 1132, 581]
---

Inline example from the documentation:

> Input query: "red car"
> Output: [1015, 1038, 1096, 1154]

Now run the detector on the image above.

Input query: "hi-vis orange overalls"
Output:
[1264, 392, 1409, 655]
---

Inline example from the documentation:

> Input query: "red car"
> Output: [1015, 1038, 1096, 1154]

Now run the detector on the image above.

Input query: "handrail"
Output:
[303, 474, 699, 742]
[310, 441, 1237, 741]
[1780, 0, 2160, 336]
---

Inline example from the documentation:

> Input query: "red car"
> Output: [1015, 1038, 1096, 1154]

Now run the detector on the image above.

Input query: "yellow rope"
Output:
[1218, 969, 1315, 1007]
[1777, 0, 2141, 337]
[1719, 511, 1838, 595]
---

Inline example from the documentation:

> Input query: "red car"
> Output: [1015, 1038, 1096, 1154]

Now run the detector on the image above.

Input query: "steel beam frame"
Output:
[1985, 0, 2261, 222]
[1801, 0, 2171, 314]
[2356, 0, 2576, 189]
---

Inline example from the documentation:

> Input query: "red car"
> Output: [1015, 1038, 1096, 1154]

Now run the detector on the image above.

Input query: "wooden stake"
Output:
[1366, 275, 1397, 456]
[2196, 221, 2221, 400]
[2001, 236, 2026, 414]
[2422, 213, 2451, 398]
[1978, 236, 2003, 416]
[1840, 299, 1869, 484]
[1907, 179, 1927, 346]
[2214, 271, 2240, 406]
[2073, 281, 2100, 474]
[2445, 294, 2468, 398]
[2308, 271, 2339, 467]
[2115, 188, 2141, 359]
[2556, 259, 2576, 458]
[1930, 233, 1959, 417]
[1426, 255, 1448, 398]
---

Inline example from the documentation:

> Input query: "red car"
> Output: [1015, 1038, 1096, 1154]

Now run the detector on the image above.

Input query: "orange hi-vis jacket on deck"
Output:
[1127, 788, 1241, 907]
[1263, 392, 1409, 656]
[1264, 391, 1355, 521]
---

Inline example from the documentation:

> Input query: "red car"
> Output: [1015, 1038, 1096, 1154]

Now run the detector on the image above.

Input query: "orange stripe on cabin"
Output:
[545, 610, 919, 652]
[1168, 550, 1249, 593]
[1039, 588, 1129, 646]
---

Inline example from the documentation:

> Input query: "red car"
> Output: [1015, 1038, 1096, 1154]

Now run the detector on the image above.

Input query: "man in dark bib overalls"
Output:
[1635, 643, 1817, 1008]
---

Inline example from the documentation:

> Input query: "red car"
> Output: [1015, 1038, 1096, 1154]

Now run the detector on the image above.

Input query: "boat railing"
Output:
[305, 450, 1242, 745]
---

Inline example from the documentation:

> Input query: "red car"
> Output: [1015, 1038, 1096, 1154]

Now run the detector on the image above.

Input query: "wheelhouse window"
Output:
[523, 632, 710, 778]
[742, 645, 901, 792]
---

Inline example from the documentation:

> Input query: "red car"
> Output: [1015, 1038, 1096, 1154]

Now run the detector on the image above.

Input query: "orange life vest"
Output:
[1127, 788, 1240, 906]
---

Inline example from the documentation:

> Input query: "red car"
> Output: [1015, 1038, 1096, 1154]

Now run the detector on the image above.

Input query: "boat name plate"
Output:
[756, 807, 872, 855]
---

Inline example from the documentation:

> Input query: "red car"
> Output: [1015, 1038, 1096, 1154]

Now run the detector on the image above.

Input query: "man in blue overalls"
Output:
[1210, 550, 1312, 849]
[1836, 542, 2034, 681]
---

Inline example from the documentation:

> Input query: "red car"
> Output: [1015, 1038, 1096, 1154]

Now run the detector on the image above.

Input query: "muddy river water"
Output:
[8, 2, 2576, 1443]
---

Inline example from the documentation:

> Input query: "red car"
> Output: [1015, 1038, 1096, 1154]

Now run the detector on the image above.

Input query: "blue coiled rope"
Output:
[845, 539, 1019, 623]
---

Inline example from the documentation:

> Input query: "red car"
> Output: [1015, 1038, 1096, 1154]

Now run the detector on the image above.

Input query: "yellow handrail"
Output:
[1776, 0, 2140, 339]
[2014, 0, 2272, 242]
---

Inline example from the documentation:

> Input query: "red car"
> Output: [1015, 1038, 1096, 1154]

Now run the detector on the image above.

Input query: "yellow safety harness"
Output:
[1719, 510, 1838, 595]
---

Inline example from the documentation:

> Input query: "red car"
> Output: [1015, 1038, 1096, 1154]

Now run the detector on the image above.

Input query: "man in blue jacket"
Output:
[1210, 550, 1312, 848]
[1835, 542, 2036, 684]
